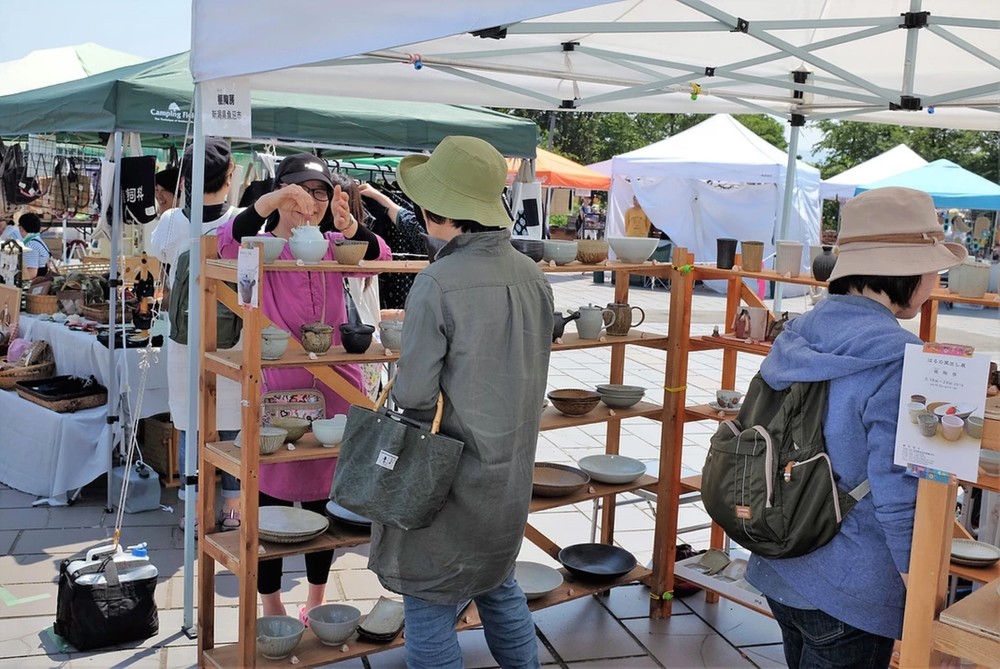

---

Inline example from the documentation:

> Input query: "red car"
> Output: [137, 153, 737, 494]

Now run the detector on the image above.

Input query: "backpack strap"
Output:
[848, 479, 870, 501]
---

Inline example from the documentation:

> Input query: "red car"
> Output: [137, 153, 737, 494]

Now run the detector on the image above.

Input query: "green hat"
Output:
[397, 136, 512, 228]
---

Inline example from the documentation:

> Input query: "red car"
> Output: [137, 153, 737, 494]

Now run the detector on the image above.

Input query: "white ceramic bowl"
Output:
[514, 561, 564, 600]
[308, 604, 361, 645]
[979, 449, 1000, 477]
[543, 240, 578, 265]
[312, 415, 347, 446]
[256, 615, 304, 659]
[289, 237, 329, 263]
[378, 320, 404, 351]
[577, 454, 646, 484]
[245, 236, 287, 263]
[608, 237, 658, 263]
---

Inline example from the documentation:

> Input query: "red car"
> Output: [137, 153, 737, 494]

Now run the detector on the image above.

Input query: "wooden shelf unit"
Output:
[197, 247, 678, 668]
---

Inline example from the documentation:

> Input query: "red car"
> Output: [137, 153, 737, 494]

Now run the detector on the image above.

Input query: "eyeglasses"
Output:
[297, 185, 331, 202]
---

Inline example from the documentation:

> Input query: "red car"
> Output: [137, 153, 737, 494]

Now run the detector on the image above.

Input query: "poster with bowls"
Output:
[894, 343, 991, 482]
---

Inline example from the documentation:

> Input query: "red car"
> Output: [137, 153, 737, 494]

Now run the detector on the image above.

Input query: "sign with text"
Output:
[894, 342, 990, 482]
[199, 77, 251, 138]
[237, 244, 260, 309]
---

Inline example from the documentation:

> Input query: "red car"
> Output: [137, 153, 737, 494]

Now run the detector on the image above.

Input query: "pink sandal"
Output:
[299, 606, 310, 628]
[219, 510, 241, 531]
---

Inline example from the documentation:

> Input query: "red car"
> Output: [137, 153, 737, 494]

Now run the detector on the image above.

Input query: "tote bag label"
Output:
[376, 450, 398, 470]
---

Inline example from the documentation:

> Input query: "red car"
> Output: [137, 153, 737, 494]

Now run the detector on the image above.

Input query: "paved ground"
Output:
[0, 274, 995, 668]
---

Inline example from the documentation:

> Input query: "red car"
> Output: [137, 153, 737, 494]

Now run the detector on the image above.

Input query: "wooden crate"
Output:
[140, 413, 179, 487]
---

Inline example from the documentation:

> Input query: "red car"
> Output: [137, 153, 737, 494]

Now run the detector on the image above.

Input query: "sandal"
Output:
[299, 606, 310, 628]
[219, 510, 241, 531]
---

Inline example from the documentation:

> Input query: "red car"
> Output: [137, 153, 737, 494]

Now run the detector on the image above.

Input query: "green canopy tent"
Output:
[0, 52, 537, 157]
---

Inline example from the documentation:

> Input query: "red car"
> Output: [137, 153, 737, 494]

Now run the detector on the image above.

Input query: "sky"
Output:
[0, 0, 822, 161]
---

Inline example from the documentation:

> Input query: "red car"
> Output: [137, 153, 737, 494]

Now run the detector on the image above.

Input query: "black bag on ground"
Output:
[701, 372, 869, 559]
[168, 248, 242, 348]
[54, 547, 159, 650]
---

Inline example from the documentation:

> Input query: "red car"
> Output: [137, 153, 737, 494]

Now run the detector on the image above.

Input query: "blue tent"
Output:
[855, 159, 1000, 210]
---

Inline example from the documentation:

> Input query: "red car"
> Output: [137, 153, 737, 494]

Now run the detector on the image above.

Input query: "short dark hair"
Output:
[828, 274, 923, 309]
[423, 209, 494, 234]
[18, 213, 42, 233]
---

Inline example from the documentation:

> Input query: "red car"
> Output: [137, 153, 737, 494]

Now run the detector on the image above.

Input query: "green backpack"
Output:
[167, 248, 242, 349]
[701, 372, 869, 559]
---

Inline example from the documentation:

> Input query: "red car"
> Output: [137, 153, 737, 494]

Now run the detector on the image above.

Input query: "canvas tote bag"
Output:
[331, 378, 464, 531]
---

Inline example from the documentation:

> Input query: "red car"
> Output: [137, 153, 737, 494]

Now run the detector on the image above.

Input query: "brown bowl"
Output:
[547, 389, 601, 416]
[576, 240, 609, 264]
[532, 463, 591, 497]
[333, 240, 368, 265]
[271, 417, 310, 442]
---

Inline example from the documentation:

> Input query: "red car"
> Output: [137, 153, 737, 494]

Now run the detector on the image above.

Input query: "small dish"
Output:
[357, 596, 405, 643]
[532, 463, 591, 497]
[925, 401, 948, 414]
[514, 561, 564, 600]
[271, 416, 310, 442]
[708, 401, 741, 414]
[576, 454, 645, 484]
[558, 543, 637, 580]
[325, 499, 372, 529]
[950, 538, 1000, 566]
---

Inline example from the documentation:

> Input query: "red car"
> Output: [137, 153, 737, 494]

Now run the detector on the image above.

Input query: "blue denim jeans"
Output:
[178, 429, 240, 500]
[766, 597, 894, 669]
[402, 572, 540, 669]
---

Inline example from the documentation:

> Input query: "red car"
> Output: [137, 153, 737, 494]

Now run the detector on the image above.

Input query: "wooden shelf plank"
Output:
[930, 289, 999, 309]
[691, 334, 771, 356]
[529, 474, 658, 513]
[685, 404, 736, 422]
[206, 257, 671, 276]
[947, 560, 1000, 584]
[205, 523, 372, 565]
[934, 576, 1000, 666]
[552, 330, 669, 351]
[205, 436, 339, 476]
[203, 566, 652, 669]
[540, 401, 663, 431]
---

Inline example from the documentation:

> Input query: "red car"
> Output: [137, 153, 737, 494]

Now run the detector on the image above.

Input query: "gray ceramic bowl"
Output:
[577, 454, 646, 484]
[256, 615, 304, 659]
[244, 236, 287, 263]
[308, 604, 361, 645]
[608, 237, 658, 263]
[511, 238, 544, 262]
[543, 240, 578, 265]
[378, 320, 404, 351]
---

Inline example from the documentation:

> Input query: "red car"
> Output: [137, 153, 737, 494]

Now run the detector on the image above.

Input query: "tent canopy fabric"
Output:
[855, 159, 1000, 209]
[0, 53, 538, 157]
[0, 43, 143, 96]
[821, 145, 928, 201]
[508, 147, 611, 190]
[607, 114, 821, 273]
[190, 0, 1000, 131]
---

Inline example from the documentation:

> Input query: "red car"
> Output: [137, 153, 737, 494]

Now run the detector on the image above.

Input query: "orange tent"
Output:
[508, 147, 610, 190]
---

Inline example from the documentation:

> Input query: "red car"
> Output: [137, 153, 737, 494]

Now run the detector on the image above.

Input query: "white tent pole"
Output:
[901, 0, 923, 97]
[773, 118, 802, 315]
[104, 131, 123, 512]
[182, 86, 207, 635]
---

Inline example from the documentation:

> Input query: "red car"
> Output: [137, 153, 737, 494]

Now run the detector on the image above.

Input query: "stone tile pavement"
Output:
[1, 273, 994, 668]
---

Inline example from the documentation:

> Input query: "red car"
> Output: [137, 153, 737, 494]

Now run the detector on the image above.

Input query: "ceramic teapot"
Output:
[575, 304, 616, 340]
[288, 225, 329, 263]
[604, 302, 645, 336]
[552, 310, 581, 342]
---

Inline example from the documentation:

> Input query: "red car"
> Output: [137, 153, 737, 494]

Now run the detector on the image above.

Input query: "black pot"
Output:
[811, 246, 836, 282]
[511, 238, 544, 262]
[339, 323, 375, 353]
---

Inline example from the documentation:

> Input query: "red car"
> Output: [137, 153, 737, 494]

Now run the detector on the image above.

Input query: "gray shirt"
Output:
[369, 229, 554, 604]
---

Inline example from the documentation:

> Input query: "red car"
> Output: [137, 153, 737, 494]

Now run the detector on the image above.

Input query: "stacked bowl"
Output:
[595, 384, 645, 408]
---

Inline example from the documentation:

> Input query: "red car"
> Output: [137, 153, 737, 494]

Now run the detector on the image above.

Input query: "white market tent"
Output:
[821, 144, 928, 201]
[0, 43, 142, 96]
[608, 114, 821, 270]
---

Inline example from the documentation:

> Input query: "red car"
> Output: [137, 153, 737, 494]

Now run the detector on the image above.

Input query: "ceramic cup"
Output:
[604, 302, 645, 336]
[716, 238, 737, 270]
[740, 241, 765, 273]
[966, 415, 984, 439]
[907, 402, 925, 424]
[910, 394, 927, 405]
[774, 240, 803, 278]
[746, 307, 769, 341]
[917, 412, 938, 437]
[716, 389, 744, 409]
[940, 414, 964, 441]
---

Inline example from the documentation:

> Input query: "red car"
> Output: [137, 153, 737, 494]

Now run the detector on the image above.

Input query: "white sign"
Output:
[894, 342, 990, 482]
[237, 244, 260, 309]
[200, 77, 252, 138]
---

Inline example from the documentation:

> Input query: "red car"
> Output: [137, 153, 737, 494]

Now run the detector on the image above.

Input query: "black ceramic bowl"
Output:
[558, 543, 637, 580]
[339, 323, 375, 354]
[511, 238, 544, 262]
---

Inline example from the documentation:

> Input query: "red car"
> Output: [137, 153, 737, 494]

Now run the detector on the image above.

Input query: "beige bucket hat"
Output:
[828, 187, 967, 282]
[396, 136, 512, 228]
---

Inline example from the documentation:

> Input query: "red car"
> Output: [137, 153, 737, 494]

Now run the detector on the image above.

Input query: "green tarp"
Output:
[0, 52, 537, 157]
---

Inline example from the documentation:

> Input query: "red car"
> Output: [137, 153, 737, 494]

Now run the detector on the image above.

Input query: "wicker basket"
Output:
[0, 358, 56, 390]
[140, 413, 180, 487]
[25, 294, 58, 315]
[80, 303, 133, 324]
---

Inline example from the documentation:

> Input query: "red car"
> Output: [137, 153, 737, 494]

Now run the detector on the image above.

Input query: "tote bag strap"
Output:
[376, 376, 446, 435]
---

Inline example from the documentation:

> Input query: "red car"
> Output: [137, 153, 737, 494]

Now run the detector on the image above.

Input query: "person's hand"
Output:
[358, 183, 391, 207]
[258, 184, 315, 225]
[330, 185, 358, 237]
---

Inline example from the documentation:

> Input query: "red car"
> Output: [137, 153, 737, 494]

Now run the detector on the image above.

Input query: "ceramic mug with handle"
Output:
[604, 302, 645, 336]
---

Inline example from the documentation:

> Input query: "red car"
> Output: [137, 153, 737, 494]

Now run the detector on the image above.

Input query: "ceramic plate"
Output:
[558, 543, 637, 580]
[514, 561, 564, 600]
[925, 401, 948, 414]
[576, 454, 645, 484]
[532, 463, 591, 497]
[325, 500, 372, 528]
[259, 528, 327, 544]
[358, 596, 405, 639]
[950, 539, 1000, 565]
[708, 401, 741, 414]
[259, 506, 329, 537]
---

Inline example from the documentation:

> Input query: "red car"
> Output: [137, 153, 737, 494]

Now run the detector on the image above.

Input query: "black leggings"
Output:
[256, 492, 334, 595]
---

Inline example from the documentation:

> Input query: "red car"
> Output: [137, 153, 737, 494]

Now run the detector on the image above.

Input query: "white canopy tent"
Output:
[608, 114, 821, 272]
[821, 144, 928, 201]
[0, 43, 142, 96]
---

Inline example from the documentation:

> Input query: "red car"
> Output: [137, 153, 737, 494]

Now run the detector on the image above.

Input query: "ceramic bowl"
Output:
[511, 238, 544, 262]
[256, 615, 305, 660]
[289, 237, 329, 263]
[597, 392, 644, 408]
[514, 561, 564, 600]
[532, 463, 591, 497]
[301, 322, 334, 354]
[260, 325, 291, 360]
[312, 415, 347, 446]
[333, 239, 367, 265]
[259, 427, 289, 454]
[577, 454, 646, 484]
[547, 389, 601, 416]
[542, 240, 578, 265]
[308, 604, 361, 645]
[576, 239, 609, 264]
[378, 320, 404, 351]
[245, 236, 287, 263]
[271, 417, 310, 442]
[608, 237, 658, 263]
[558, 543, 637, 580]
[934, 403, 975, 420]
[340, 323, 375, 354]
[980, 449, 1000, 477]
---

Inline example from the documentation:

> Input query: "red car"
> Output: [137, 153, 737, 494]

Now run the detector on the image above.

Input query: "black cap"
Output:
[181, 138, 232, 185]
[155, 167, 179, 191]
[274, 153, 333, 190]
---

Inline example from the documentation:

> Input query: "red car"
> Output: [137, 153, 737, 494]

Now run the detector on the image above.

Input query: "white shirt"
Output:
[0, 226, 22, 241]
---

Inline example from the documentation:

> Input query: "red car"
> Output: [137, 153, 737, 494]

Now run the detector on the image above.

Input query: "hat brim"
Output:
[278, 171, 333, 190]
[397, 154, 512, 228]
[827, 241, 967, 282]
